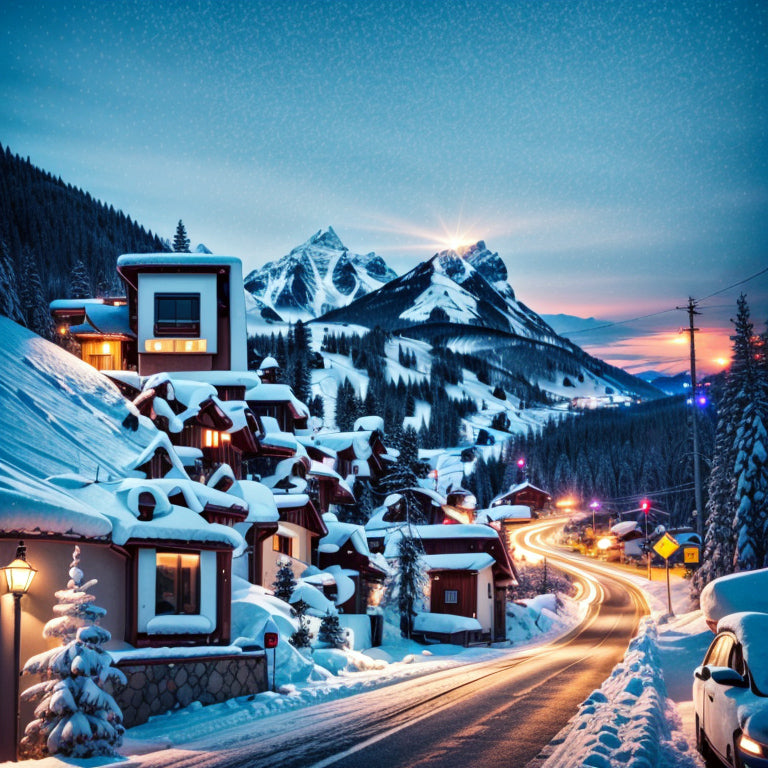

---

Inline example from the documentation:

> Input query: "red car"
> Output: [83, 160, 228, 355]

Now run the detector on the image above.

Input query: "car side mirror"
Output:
[695, 666, 711, 681]
[710, 668, 748, 688]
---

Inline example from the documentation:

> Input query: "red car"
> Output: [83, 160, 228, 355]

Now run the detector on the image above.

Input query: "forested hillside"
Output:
[0, 144, 168, 336]
[505, 394, 718, 527]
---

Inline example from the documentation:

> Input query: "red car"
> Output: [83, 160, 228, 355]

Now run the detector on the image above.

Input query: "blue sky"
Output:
[2, 0, 767, 373]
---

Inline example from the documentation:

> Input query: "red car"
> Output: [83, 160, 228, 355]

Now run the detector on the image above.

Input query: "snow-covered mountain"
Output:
[244, 228, 396, 323]
[320, 241, 561, 345]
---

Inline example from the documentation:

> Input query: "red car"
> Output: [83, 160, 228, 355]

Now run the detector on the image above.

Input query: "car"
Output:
[693, 611, 768, 767]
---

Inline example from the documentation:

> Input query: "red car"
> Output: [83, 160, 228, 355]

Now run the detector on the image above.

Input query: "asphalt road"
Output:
[142, 519, 648, 768]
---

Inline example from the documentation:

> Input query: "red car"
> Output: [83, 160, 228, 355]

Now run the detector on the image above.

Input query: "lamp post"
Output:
[2, 541, 37, 761]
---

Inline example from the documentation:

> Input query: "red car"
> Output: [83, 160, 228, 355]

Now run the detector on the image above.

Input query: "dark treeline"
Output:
[504, 396, 717, 527]
[0, 143, 168, 335]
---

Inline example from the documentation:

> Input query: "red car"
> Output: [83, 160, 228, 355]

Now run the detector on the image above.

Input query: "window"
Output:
[273, 535, 292, 556]
[154, 293, 200, 337]
[155, 552, 200, 615]
[444, 589, 459, 604]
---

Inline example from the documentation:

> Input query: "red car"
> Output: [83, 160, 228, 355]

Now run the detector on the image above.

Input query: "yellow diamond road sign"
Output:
[653, 532, 680, 560]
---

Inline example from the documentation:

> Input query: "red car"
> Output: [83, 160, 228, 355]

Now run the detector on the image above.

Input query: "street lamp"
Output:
[3, 541, 37, 760]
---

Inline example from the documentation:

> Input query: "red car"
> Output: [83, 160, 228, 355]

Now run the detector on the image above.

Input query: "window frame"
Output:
[153, 292, 201, 337]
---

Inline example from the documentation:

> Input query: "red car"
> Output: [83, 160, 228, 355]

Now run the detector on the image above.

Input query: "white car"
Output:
[693, 611, 768, 767]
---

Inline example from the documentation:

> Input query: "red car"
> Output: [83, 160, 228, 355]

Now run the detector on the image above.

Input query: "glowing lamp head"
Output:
[589, 500, 601, 510]
[597, 537, 613, 551]
[2, 542, 37, 595]
[517, 458, 526, 468]
[641, 499, 650, 514]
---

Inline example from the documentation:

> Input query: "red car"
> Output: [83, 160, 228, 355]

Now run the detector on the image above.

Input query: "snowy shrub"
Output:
[19, 546, 125, 759]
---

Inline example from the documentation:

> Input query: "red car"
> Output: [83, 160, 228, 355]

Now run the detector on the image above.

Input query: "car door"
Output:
[700, 634, 735, 762]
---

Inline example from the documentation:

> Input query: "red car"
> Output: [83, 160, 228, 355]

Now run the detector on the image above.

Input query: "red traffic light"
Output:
[640, 499, 650, 514]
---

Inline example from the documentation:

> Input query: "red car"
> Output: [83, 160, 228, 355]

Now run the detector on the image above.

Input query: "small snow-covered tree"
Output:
[272, 556, 297, 602]
[318, 610, 348, 649]
[173, 219, 190, 252]
[390, 531, 427, 639]
[19, 546, 125, 759]
[0, 238, 23, 322]
[289, 599, 313, 649]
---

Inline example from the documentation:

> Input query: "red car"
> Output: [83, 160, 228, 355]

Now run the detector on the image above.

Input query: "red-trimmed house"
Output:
[383, 524, 517, 644]
[490, 481, 551, 515]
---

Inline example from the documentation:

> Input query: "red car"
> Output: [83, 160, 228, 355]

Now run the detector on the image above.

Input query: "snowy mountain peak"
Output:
[244, 228, 396, 324]
[304, 226, 346, 252]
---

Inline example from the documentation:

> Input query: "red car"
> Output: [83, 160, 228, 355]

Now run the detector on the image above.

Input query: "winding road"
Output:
[137, 519, 649, 768]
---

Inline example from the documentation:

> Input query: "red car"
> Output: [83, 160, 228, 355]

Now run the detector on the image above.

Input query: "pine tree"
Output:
[69, 259, 93, 299]
[318, 610, 348, 649]
[18, 247, 53, 338]
[272, 556, 297, 602]
[173, 220, 190, 252]
[289, 599, 313, 649]
[730, 296, 768, 571]
[19, 546, 125, 758]
[0, 238, 23, 322]
[391, 532, 427, 639]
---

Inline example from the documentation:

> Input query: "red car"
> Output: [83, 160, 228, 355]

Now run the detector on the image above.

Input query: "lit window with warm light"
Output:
[203, 429, 220, 448]
[145, 338, 207, 353]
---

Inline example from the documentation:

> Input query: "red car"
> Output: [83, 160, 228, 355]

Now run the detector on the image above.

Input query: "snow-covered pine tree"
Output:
[173, 220, 190, 252]
[289, 599, 313, 649]
[392, 531, 427, 639]
[19, 545, 125, 759]
[18, 247, 53, 338]
[730, 296, 768, 571]
[272, 556, 297, 602]
[69, 259, 92, 299]
[318, 610, 348, 649]
[0, 238, 23, 322]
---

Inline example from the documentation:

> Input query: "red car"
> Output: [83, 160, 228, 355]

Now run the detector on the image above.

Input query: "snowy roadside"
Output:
[529, 566, 711, 768]
[13, 595, 585, 768]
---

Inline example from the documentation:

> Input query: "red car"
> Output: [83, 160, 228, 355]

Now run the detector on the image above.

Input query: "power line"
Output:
[557, 264, 768, 338]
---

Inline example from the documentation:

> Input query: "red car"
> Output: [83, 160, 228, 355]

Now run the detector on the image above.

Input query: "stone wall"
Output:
[108, 652, 268, 728]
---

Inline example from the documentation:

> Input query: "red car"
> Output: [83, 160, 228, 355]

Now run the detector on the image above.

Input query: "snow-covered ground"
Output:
[15, 567, 712, 768]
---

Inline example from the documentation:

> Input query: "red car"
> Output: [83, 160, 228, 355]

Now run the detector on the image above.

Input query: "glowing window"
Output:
[273, 535, 292, 556]
[155, 552, 200, 615]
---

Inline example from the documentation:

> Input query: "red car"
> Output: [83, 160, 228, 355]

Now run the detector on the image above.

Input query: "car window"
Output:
[730, 644, 746, 677]
[706, 635, 734, 667]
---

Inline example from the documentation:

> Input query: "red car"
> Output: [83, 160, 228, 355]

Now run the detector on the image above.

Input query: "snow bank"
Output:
[413, 613, 482, 633]
[538, 618, 699, 768]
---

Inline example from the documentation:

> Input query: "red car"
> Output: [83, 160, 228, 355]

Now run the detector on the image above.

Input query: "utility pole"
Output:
[678, 297, 705, 540]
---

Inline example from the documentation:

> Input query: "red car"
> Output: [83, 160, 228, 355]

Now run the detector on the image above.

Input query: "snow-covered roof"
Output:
[422, 553, 495, 572]
[224, 480, 279, 524]
[289, 582, 336, 616]
[117, 253, 243, 269]
[494, 480, 550, 501]
[0, 463, 112, 539]
[273, 493, 311, 510]
[159, 370, 262, 390]
[245, 383, 310, 417]
[124, 431, 189, 478]
[382, 523, 499, 558]
[354, 415, 384, 433]
[0, 318, 164, 482]
[475, 504, 532, 524]
[313, 432, 375, 459]
[411, 487, 446, 506]
[257, 355, 279, 371]
[71, 480, 244, 550]
[318, 517, 372, 558]
[611, 520, 640, 537]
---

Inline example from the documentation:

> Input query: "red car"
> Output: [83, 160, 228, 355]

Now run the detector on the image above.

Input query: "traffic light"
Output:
[641, 499, 650, 515]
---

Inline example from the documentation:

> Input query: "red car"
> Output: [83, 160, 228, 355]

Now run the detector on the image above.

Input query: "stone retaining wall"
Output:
[107, 652, 268, 728]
